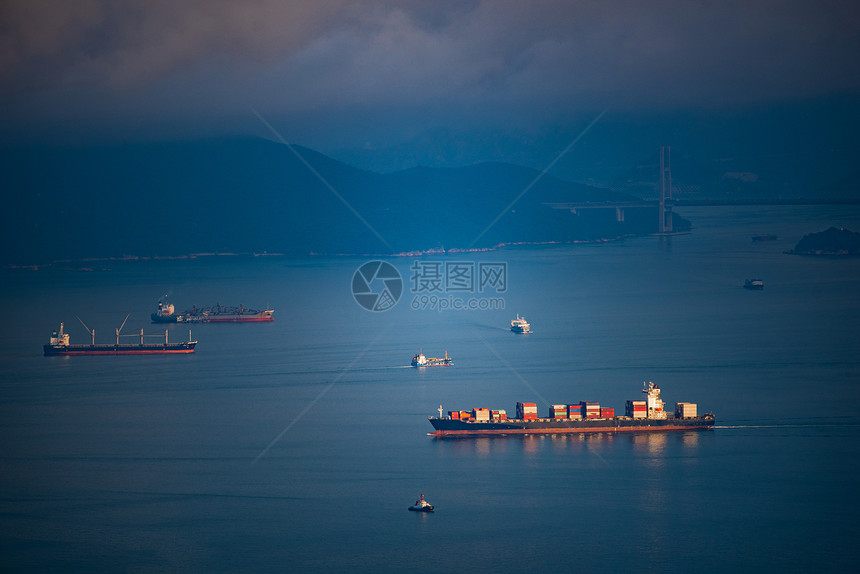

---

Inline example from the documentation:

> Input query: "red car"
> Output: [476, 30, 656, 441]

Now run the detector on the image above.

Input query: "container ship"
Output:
[43, 322, 196, 356]
[412, 350, 452, 367]
[152, 299, 274, 323]
[428, 382, 714, 436]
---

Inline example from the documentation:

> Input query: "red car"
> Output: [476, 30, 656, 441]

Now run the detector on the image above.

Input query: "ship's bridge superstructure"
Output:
[155, 298, 175, 318]
[644, 381, 667, 419]
[50, 323, 70, 347]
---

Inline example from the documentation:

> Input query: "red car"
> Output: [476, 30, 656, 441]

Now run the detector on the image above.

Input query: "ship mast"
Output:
[76, 315, 95, 346]
[115, 314, 129, 345]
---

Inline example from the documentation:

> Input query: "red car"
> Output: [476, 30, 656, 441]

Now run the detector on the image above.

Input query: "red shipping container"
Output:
[517, 402, 538, 419]
[449, 411, 460, 420]
[600, 408, 615, 418]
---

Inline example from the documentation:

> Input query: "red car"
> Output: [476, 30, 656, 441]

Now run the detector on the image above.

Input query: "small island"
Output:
[786, 227, 860, 256]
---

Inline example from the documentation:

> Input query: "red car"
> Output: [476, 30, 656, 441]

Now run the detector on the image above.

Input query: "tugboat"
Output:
[411, 350, 452, 367]
[510, 314, 530, 334]
[408, 494, 434, 512]
[744, 279, 764, 290]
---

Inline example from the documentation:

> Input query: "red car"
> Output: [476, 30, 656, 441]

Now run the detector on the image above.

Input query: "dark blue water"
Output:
[2, 206, 859, 572]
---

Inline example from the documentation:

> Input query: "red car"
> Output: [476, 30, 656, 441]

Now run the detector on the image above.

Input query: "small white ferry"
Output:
[510, 314, 530, 334]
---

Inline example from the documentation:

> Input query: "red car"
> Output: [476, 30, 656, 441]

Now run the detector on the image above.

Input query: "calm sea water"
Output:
[1, 206, 859, 572]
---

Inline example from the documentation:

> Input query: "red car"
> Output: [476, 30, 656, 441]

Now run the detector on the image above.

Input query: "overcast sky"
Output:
[2, 0, 859, 170]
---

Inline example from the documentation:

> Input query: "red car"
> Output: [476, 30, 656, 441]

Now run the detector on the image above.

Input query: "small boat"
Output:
[510, 313, 530, 334]
[744, 279, 764, 290]
[411, 350, 452, 367]
[408, 494, 434, 512]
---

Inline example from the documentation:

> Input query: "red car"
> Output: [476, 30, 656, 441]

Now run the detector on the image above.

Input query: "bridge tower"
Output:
[658, 146, 673, 233]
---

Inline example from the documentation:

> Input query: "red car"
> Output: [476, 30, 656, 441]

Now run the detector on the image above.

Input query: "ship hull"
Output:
[44, 343, 196, 356]
[206, 314, 274, 323]
[152, 311, 274, 323]
[429, 415, 714, 436]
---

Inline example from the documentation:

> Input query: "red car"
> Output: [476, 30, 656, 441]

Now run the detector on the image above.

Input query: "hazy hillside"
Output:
[2, 137, 677, 265]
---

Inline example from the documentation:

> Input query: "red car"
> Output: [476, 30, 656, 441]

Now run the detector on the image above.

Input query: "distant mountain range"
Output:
[2, 137, 684, 265]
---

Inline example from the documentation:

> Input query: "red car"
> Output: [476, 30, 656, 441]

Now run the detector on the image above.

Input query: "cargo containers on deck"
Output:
[582, 401, 601, 419]
[517, 402, 538, 420]
[676, 402, 698, 418]
[429, 382, 714, 436]
[550, 404, 568, 419]
[627, 400, 647, 419]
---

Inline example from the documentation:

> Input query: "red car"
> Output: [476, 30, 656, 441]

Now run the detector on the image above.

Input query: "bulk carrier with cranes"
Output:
[43, 317, 197, 356]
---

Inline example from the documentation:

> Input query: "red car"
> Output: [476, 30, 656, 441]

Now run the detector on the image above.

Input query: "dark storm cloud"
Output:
[0, 0, 352, 89]
[1, 0, 858, 142]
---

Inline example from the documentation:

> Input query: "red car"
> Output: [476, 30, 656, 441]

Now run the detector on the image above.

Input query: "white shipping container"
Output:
[675, 402, 697, 417]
